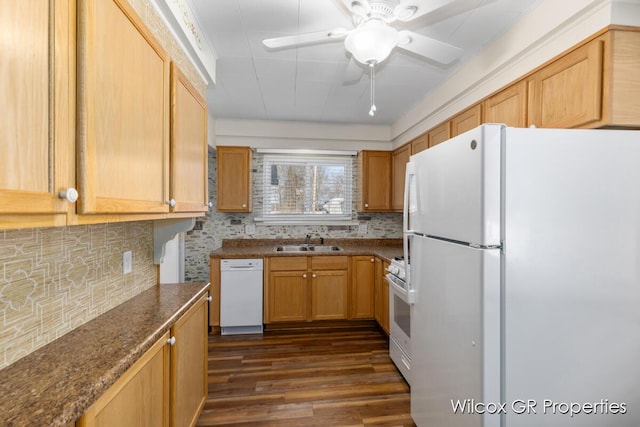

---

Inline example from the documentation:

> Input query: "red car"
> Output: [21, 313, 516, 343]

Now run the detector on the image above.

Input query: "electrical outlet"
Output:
[245, 224, 256, 235]
[123, 251, 132, 275]
[358, 224, 368, 234]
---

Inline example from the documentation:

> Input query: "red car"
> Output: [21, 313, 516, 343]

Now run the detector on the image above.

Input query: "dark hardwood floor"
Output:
[196, 324, 415, 426]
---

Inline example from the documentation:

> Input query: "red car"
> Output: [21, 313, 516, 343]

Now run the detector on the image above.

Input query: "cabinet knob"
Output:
[166, 199, 176, 207]
[371, 258, 375, 263]
[312, 273, 317, 278]
[206, 296, 212, 302]
[303, 274, 307, 279]
[58, 187, 78, 203]
[364, 203, 369, 208]
[167, 336, 176, 346]
[242, 204, 247, 208]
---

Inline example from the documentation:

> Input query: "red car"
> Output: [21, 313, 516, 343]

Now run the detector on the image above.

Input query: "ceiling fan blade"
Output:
[263, 29, 348, 49]
[394, 0, 465, 22]
[396, 31, 462, 64]
[343, 57, 364, 84]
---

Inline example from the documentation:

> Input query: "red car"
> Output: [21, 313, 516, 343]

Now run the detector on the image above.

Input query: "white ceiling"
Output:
[188, 0, 542, 126]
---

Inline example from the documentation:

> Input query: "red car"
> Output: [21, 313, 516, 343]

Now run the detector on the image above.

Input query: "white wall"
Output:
[212, 0, 640, 151]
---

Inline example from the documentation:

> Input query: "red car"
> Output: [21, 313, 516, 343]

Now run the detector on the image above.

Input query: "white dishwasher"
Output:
[220, 259, 264, 335]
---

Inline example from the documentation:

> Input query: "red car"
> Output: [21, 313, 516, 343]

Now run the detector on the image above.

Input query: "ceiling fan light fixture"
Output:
[344, 20, 399, 65]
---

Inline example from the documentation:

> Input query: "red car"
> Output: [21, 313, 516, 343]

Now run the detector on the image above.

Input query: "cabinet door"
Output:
[170, 63, 208, 213]
[382, 260, 390, 335]
[357, 151, 391, 212]
[77, 0, 170, 214]
[351, 256, 375, 319]
[374, 257, 390, 334]
[267, 271, 309, 322]
[527, 39, 604, 128]
[411, 135, 428, 155]
[311, 271, 348, 320]
[170, 295, 207, 427]
[216, 146, 251, 212]
[427, 122, 451, 148]
[483, 81, 527, 127]
[451, 104, 482, 137]
[77, 333, 170, 427]
[391, 145, 411, 211]
[0, 0, 74, 227]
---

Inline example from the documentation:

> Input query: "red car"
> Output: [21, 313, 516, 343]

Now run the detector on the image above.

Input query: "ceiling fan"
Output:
[263, 0, 464, 66]
[262, 0, 467, 116]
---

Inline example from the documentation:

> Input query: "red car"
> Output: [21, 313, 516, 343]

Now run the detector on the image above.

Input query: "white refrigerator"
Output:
[405, 124, 640, 427]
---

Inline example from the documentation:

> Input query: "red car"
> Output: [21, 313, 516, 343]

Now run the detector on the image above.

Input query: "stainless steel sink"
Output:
[274, 245, 342, 252]
[308, 245, 342, 252]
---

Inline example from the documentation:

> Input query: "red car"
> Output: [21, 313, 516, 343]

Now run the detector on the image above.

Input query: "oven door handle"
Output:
[385, 275, 416, 305]
[386, 275, 408, 298]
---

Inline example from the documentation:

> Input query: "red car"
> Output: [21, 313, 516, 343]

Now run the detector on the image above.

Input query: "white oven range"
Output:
[386, 256, 412, 384]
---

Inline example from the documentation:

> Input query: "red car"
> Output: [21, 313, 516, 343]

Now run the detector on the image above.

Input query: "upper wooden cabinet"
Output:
[427, 122, 451, 148]
[411, 135, 428, 155]
[483, 80, 528, 127]
[357, 151, 391, 212]
[528, 28, 640, 129]
[170, 63, 209, 214]
[77, 0, 170, 215]
[451, 104, 482, 137]
[0, 0, 75, 229]
[391, 145, 411, 211]
[527, 37, 604, 129]
[216, 146, 252, 212]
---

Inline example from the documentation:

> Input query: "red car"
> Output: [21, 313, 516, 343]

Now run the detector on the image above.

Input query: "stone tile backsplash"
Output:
[184, 151, 403, 282]
[0, 222, 156, 369]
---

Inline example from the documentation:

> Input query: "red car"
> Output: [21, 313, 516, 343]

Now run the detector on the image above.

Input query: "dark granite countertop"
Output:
[210, 238, 403, 263]
[0, 282, 210, 427]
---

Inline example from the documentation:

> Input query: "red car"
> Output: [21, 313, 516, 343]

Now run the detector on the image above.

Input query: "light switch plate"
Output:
[123, 251, 132, 275]
[358, 224, 368, 234]
[245, 224, 256, 235]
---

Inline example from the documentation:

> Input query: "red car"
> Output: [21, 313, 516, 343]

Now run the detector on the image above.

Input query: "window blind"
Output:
[262, 153, 353, 222]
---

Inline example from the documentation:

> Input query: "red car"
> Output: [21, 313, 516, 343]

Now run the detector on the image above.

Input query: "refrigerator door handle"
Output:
[403, 161, 416, 235]
[403, 161, 417, 291]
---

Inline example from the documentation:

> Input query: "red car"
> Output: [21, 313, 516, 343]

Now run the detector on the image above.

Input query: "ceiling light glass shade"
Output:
[345, 20, 399, 64]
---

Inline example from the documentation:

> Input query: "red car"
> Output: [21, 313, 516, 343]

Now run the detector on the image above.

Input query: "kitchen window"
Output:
[260, 152, 353, 223]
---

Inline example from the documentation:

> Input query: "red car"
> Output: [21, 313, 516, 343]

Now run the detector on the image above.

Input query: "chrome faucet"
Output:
[305, 234, 311, 247]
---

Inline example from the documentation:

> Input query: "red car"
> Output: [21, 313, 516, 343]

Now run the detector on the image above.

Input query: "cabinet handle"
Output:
[58, 187, 78, 203]
[166, 199, 176, 207]
[167, 336, 176, 346]
[312, 273, 317, 278]
[302, 274, 307, 279]
[206, 296, 212, 302]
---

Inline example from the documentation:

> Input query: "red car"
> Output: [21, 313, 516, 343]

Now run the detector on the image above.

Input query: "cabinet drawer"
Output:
[311, 256, 348, 271]
[269, 257, 307, 271]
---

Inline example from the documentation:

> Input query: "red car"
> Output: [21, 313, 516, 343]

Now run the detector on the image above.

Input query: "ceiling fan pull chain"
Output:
[369, 62, 377, 117]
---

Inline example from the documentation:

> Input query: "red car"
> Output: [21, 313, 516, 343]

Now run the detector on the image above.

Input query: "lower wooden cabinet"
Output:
[77, 295, 208, 427]
[265, 256, 349, 323]
[374, 258, 390, 334]
[77, 333, 170, 427]
[350, 256, 375, 319]
[170, 294, 208, 427]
